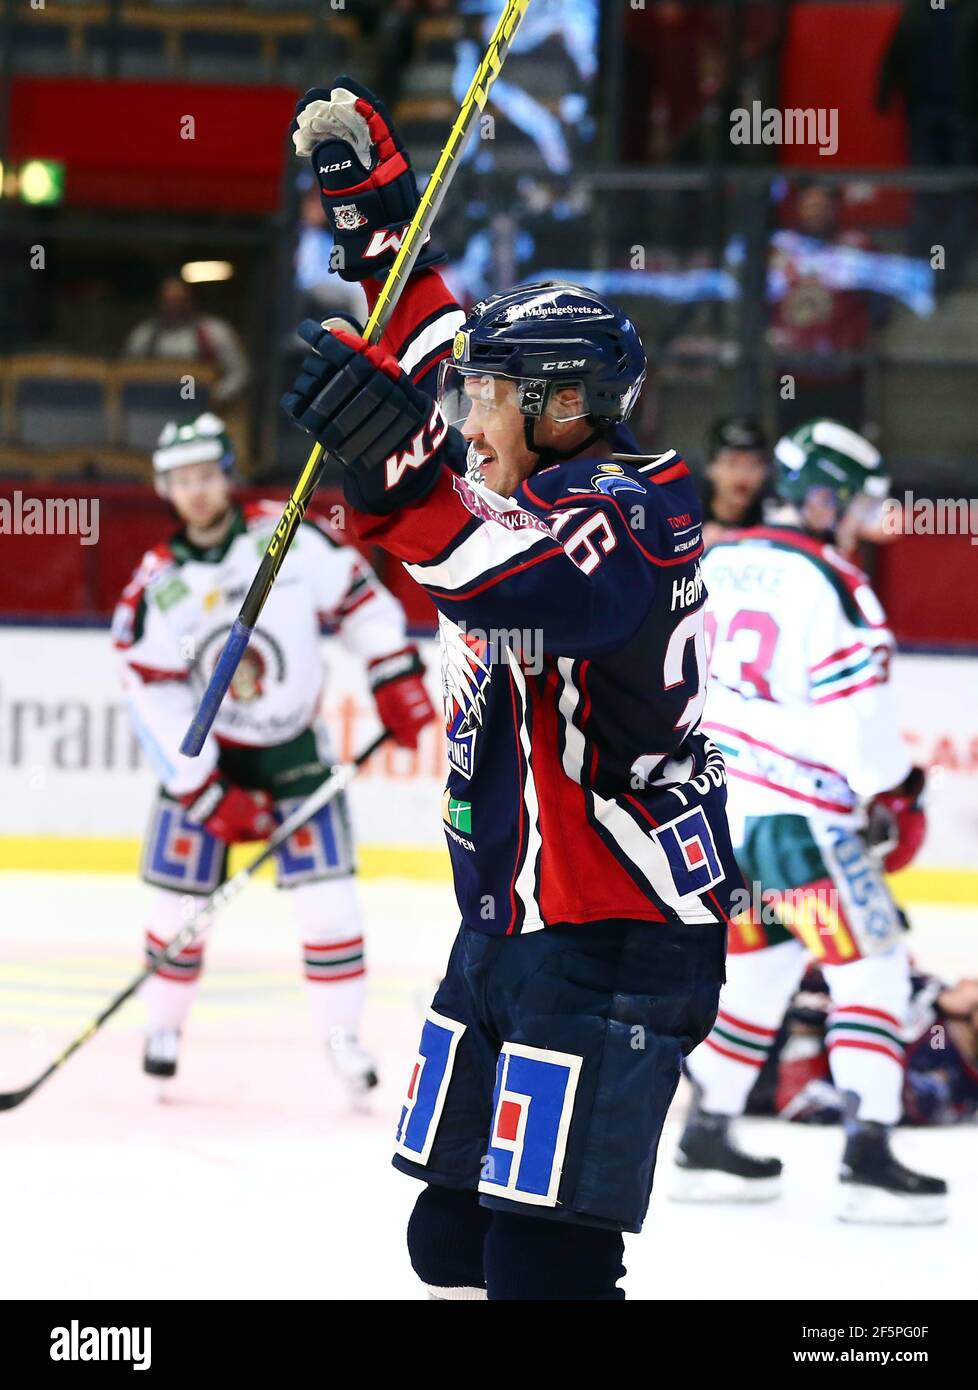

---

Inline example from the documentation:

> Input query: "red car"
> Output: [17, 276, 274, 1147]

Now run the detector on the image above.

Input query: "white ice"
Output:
[0, 871, 973, 1300]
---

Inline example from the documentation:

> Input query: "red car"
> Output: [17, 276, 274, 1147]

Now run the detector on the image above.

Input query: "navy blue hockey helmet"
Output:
[437, 282, 647, 438]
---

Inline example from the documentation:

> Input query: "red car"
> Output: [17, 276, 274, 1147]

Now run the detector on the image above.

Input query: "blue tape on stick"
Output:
[179, 619, 253, 756]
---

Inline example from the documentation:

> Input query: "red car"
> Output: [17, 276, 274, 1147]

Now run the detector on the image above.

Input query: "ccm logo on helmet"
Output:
[319, 159, 353, 174]
[542, 359, 587, 371]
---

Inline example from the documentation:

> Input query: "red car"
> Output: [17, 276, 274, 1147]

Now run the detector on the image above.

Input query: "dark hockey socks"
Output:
[407, 1185, 627, 1300]
[483, 1211, 626, 1301]
[407, 1185, 490, 1298]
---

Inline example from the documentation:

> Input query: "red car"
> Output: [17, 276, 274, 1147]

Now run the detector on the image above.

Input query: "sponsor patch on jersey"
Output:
[153, 575, 190, 612]
[479, 1042, 582, 1208]
[442, 791, 472, 833]
[655, 806, 725, 896]
[393, 1010, 467, 1165]
[451, 474, 553, 534]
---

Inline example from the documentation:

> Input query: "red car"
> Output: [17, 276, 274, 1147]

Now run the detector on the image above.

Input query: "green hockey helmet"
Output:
[773, 419, 888, 510]
[152, 413, 235, 476]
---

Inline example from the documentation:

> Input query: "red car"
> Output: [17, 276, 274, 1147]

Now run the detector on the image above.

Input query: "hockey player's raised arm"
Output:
[291, 79, 463, 405]
[112, 549, 220, 795]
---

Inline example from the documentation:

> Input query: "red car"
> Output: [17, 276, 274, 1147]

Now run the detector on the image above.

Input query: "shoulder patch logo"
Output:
[567, 463, 646, 498]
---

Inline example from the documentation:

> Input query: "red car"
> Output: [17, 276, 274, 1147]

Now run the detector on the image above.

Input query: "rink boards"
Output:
[0, 626, 975, 905]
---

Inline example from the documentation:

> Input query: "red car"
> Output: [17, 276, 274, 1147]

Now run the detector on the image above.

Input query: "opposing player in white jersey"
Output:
[676, 419, 946, 1223]
[112, 413, 436, 1099]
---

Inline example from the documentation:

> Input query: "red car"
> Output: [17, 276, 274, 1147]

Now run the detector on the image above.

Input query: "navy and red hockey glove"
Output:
[866, 766, 927, 872]
[280, 319, 465, 514]
[367, 646, 437, 750]
[180, 773, 275, 844]
[291, 77, 445, 283]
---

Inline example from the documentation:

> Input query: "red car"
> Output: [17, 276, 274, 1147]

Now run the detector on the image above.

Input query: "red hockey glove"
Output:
[280, 319, 465, 514]
[866, 766, 927, 872]
[368, 646, 437, 749]
[180, 773, 276, 843]
[290, 77, 445, 283]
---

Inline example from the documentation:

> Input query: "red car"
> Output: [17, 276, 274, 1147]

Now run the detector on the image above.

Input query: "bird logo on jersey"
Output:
[440, 614, 492, 779]
[568, 463, 646, 498]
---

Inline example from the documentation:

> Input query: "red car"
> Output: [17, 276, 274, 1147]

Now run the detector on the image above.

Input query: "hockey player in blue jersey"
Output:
[281, 79, 744, 1300]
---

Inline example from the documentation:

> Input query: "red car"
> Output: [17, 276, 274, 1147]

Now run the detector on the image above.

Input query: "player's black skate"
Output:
[838, 1122, 947, 1225]
[143, 1028, 180, 1081]
[672, 1105, 783, 1203]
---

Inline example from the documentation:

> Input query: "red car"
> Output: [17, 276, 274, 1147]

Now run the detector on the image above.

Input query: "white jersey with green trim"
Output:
[700, 524, 911, 830]
[112, 501, 408, 796]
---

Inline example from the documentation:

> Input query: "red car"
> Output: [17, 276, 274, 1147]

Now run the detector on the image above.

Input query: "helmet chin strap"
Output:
[523, 415, 604, 472]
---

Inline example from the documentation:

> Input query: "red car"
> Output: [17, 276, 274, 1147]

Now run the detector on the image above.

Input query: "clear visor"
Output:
[436, 363, 591, 429]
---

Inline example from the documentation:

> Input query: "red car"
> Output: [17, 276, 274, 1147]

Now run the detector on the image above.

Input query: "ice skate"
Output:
[672, 1106, 783, 1203]
[838, 1123, 947, 1225]
[143, 1028, 180, 1096]
[327, 1030, 379, 1107]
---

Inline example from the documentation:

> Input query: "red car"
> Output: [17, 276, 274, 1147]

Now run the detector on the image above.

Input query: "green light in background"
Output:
[20, 160, 65, 206]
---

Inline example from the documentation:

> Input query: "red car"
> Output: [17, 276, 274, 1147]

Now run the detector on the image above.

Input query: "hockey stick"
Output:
[179, 0, 531, 757]
[0, 730, 390, 1112]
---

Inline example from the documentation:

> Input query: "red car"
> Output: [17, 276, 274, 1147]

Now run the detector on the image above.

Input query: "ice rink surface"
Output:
[1, 871, 973, 1301]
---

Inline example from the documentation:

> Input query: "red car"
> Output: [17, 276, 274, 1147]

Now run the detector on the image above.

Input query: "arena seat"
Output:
[180, 24, 267, 83]
[7, 21, 77, 75]
[6, 356, 112, 452]
[87, 21, 169, 79]
[112, 361, 216, 454]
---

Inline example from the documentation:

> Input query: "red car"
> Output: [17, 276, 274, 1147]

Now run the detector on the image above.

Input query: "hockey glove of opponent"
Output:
[866, 765, 927, 872]
[291, 77, 445, 283]
[281, 319, 465, 514]
[180, 773, 276, 844]
[367, 646, 437, 750]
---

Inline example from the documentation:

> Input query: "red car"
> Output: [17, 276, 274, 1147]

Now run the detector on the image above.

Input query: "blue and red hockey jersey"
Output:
[349, 271, 744, 935]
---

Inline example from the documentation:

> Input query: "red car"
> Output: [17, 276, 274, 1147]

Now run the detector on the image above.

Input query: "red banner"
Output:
[8, 78, 297, 212]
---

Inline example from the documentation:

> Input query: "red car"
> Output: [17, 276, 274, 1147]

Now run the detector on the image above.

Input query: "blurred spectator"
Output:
[361, 0, 418, 103]
[295, 183, 368, 327]
[876, 0, 978, 289]
[700, 414, 769, 546]
[125, 277, 249, 404]
[767, 184, 882, 434]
